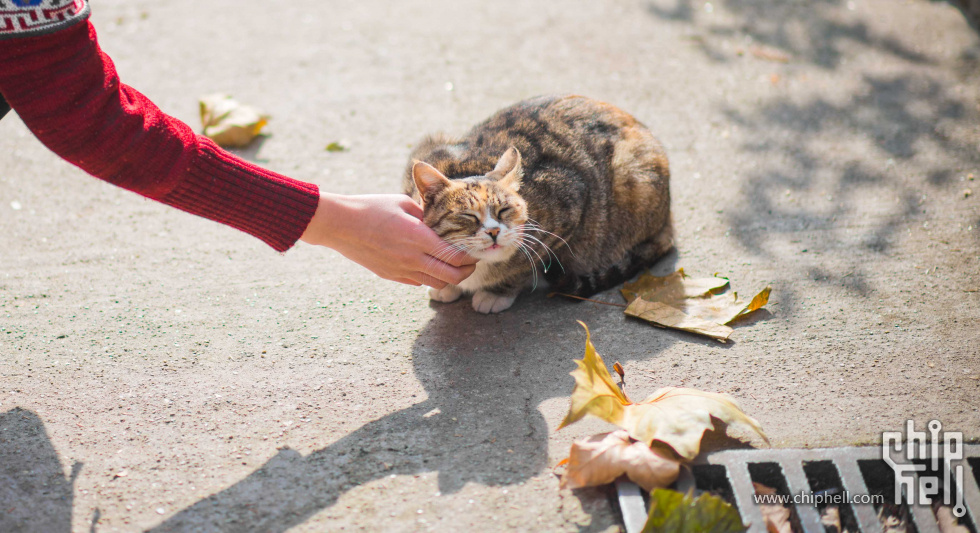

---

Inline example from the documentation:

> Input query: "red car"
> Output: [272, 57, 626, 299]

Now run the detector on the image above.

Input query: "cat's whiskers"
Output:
[515, 224, 566, 275]
[521, 234, 565, 274]
[517, 236, 549, 271]
[514, 241, 539, 291]
[524, 218, 578, 260]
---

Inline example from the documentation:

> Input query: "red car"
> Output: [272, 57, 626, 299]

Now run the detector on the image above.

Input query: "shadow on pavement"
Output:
[0, 408, 81, 533]
[648, 0, 928, 68]
[650, 0, 980, 310]
[150, 266, 682, 531]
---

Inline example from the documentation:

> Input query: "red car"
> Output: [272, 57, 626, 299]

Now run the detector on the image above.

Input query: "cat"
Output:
[404, 94, 673, 313]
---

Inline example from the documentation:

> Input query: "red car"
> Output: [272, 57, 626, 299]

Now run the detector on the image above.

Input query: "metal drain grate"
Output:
[616, 444, 980, 533]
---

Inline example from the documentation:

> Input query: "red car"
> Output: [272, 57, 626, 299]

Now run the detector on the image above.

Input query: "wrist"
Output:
[300, 192, 349, 249]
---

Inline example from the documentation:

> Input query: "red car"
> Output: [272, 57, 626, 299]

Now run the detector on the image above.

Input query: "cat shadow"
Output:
[0, 407, 81, 533]
[151, 268, 690, 531]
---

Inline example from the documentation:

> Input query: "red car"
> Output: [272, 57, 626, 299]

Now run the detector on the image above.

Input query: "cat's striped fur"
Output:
[404, 94, 673, 313]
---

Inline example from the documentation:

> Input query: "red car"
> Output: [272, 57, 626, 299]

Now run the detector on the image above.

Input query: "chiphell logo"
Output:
[882, 420, 965, 518]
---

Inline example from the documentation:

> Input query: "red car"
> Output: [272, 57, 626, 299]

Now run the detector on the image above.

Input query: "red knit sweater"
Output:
[0, 20, 320, 252]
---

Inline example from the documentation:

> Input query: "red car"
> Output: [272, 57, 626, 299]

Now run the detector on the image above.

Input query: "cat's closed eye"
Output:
[497, 207, 511, 217]
[459, 213, 479, 222]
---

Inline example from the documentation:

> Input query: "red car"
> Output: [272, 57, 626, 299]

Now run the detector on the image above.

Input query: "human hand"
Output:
[299, 193, 478, 288]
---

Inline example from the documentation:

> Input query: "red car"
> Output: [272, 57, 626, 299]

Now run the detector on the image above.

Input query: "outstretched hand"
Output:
[300, 193, 477, 288]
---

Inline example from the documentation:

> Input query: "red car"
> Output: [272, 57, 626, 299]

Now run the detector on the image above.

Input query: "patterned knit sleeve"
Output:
[0, 3, 321, 252]
[0, 0, 90, 40]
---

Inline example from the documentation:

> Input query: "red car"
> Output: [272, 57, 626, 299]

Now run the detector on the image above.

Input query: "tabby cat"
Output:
[404, 95, 672, 313]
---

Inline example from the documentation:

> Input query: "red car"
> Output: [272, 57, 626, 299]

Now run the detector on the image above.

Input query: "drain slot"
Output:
[803, 460, 860, 533]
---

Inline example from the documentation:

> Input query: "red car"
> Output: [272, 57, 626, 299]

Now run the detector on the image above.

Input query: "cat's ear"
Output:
[493, 147, 523, 191]
[412, 160, 453, 203]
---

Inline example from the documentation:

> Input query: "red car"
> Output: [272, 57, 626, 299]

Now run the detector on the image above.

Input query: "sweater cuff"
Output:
[163, 138, 321, 253]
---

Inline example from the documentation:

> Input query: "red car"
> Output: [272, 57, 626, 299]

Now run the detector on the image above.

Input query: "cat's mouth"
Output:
[471, 241, 516, 263]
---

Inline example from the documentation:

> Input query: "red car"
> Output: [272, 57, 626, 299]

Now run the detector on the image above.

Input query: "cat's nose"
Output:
[486, 227, 500, 242]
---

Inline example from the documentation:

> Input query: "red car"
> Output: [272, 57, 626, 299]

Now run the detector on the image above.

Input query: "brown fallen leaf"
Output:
[560, 430, 680, 492]
[621, 269, 728, 303]
[559, 322, 768, 460]
[199, 93, 269, 148]
[625, 299, 734, 341]
[819, 505, 842, 533]
[622, 270, 770, 342]
[935, 505, 970, 533]
[878, 504, 909, 533]
[753, 483, 793, 533]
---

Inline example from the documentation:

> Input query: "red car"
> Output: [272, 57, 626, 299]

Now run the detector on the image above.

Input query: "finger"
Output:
[400, 196, 424, 220]
[392, 277, 422, 286]
[420, 259, 475, 286]
[417, 273, 448, 289]
[412, 225, 478, 268]
[445, 251, 479, 267]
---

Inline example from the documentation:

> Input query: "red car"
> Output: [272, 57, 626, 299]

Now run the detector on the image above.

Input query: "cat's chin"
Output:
[471, 244, 517, 263]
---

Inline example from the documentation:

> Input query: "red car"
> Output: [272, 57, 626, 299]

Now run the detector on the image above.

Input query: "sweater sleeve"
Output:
[0, 20, 320, 253]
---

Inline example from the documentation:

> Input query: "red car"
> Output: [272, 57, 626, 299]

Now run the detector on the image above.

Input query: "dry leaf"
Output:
[560, 430, 680, 492]
[199, 93, 269, 148]
[623, 387, 769, 460]
[559, 323, 768, 460]
[621, 269, 728, 303]
[642, 488, 746, 533]
[935, 505, 970, 533]
[878, 504, 909, 533]
[625, 299, 734, 341]
[753, 483, 793, 533]
[622, 269, 770, 341]
[819, 505, 842, 533]
[557, 322, 631, 430]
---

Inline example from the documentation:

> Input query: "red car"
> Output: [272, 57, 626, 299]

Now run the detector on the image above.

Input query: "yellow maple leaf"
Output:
[559, 323, 769, 461]
[557, 321, 630, 430]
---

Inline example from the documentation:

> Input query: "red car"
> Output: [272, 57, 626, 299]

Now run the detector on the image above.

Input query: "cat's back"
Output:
[405, 95, 667, 186]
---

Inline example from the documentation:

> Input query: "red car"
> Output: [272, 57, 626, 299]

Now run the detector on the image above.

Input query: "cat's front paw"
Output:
[428, 284, 463, 303]
[471, 291, 516, 314]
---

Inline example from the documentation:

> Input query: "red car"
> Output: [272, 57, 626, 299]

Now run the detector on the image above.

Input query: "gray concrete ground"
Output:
[1, 0, 978, 531]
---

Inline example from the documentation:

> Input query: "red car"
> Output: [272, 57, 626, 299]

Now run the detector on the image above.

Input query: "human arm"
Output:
[0, 8, 474, 286]
[0, 18, 318, 251]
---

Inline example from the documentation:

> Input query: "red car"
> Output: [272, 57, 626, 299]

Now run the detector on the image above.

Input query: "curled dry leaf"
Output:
[560, 430, 680, 492]
[642, 488, 746, 533]
[753, 483, 793, 533]
[199, 93, 269, 148]
[622, 269, 770, 342]
[559, 322, 769, 461]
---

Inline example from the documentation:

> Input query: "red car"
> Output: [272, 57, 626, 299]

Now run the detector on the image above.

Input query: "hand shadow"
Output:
[0, 407, 81, 533]
[153, 259, 685, 531]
